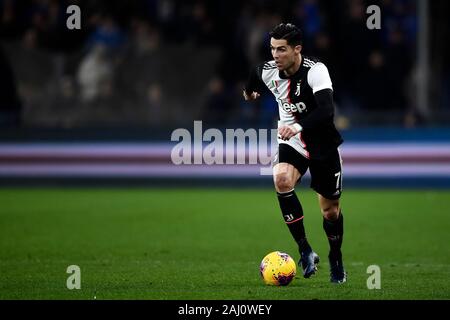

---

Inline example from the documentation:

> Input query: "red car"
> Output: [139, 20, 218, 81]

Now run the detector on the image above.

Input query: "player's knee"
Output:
[274, 173, 295, 193]
[321, 204, 340, 221]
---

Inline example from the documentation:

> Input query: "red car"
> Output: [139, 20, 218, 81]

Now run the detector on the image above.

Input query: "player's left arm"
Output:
[278, 62, 334, 140]
[298, 62, 335, 130]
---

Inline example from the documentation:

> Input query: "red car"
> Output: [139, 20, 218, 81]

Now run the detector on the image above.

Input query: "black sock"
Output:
[277, 190, 311, 253]
[323, 211, 344, 260]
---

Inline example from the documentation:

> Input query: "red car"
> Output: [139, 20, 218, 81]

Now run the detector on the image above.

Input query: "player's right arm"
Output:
[278, 96, 303, 141]
[243, 91, 260, 101]
[243, 65, 265, 101]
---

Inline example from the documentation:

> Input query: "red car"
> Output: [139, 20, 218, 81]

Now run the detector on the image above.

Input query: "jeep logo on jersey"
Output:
[280, 100, 307, 113]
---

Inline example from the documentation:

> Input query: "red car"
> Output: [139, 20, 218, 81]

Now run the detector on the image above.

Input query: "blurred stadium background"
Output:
[1, 0, 450, 300]
[0, 0, 449, 186]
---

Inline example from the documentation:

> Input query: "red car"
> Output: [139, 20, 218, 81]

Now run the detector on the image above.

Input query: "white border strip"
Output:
[0, 164, 450, 178]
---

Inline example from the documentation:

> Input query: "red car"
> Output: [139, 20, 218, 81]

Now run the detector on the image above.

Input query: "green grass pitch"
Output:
[0, 188, 449, 300]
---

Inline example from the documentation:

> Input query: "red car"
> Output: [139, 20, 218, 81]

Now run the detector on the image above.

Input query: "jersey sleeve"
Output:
[244, 65, 266, 95]
[298, 88, 334, 130]
[307, 62, 333, 94]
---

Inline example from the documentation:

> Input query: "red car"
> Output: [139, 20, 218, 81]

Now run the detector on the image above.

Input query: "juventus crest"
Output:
[295, 80, 301, 96]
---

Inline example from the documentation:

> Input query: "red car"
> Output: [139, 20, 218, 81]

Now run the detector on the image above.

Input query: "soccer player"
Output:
[243, 23, 346, 283]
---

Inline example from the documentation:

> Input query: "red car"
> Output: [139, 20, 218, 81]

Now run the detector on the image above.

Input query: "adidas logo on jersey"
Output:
[269, 80, 279, 94]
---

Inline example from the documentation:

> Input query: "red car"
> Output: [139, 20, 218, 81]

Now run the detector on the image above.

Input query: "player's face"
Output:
[270, 38, 301, 71]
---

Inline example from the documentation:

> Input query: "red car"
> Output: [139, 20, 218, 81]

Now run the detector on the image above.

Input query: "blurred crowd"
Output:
[0, 0, 446, 130]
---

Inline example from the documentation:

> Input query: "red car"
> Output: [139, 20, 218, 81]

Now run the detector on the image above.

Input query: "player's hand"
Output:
[278, 124, 302, 141]
[243, 90, 260, 101]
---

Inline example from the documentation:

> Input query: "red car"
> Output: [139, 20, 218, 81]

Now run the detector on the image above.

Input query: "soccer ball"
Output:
[259, 251, 296, 286]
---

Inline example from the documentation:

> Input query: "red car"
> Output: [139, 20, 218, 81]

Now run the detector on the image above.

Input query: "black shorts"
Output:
[273, 143, 343, 200]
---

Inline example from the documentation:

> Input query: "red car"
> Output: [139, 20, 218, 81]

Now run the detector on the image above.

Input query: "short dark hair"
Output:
[269, 23, 303, 47]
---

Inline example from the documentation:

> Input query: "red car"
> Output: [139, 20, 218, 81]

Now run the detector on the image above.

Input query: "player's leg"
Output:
[273, 162, 306, 250]
[318, 194, 346, 283]
[318, 195, 343, 258]
[273, 144, 318, 278]
[309, 149, 346, 283]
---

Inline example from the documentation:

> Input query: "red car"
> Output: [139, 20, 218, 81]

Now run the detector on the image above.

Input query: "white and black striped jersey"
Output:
[245, 55, 343, 159]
